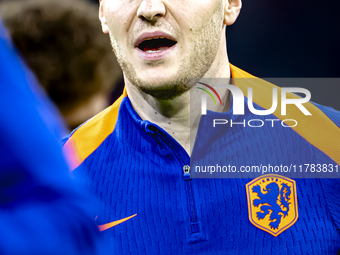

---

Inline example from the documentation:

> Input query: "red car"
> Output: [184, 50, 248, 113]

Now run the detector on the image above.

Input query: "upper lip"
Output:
[134, 31, 177, 48]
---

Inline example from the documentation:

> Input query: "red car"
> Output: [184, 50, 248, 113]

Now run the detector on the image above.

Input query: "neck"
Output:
[126, 34, 231, 156]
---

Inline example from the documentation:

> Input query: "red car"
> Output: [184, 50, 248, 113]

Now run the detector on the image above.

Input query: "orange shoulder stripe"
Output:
[63, 66, 340, 169]
[98, 214, 137, 232]
[63, 89, 128, 170]
[230, 64, 340, 165]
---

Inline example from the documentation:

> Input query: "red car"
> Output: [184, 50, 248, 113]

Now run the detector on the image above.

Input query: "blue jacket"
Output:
[64, 64, 340, 254]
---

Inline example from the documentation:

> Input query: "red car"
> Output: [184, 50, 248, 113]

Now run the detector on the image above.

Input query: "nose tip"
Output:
[137, 0, 166, 22]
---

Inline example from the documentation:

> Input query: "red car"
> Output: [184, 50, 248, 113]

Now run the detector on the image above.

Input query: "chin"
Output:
[124, 62, 191, 100]
[139, 75, 173, 86]
[136, 77, 190, 100]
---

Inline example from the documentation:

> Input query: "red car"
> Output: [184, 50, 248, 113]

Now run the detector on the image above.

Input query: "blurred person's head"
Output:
[0, 0, 122, 129]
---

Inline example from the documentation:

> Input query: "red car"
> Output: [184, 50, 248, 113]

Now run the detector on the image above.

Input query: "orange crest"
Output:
[245, 174, 298, 237]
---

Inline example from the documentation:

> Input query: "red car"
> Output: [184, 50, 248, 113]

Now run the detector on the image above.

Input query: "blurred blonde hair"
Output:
[0, 0, 122, 117]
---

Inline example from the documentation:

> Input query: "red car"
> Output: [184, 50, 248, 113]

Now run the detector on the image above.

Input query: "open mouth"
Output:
[137, 37, 177, 53]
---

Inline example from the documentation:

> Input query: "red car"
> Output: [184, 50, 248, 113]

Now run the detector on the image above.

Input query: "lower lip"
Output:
[136, 45, 177, 61]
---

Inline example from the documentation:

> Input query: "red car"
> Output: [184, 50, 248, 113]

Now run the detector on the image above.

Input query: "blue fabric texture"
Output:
[67, 91, 340, 254]
[0, 23, 106, 255]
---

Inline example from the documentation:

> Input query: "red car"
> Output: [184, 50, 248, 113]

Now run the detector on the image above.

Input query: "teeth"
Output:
[145, 49, 163, 53]
[145, 37, 165, 41]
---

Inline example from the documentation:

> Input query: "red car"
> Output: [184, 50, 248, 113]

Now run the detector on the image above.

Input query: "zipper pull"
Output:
[183, 165, 191, 180]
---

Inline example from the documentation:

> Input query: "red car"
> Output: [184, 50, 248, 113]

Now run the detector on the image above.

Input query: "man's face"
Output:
[100, 0, 225, 100]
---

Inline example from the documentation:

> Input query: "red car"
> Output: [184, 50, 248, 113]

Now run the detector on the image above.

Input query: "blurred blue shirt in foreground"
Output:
[0, 22, 106, 255]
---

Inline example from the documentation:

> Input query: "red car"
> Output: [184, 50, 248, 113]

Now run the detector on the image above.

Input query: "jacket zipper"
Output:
[153, 127, 200, 236]
[183, 165, 199, 234]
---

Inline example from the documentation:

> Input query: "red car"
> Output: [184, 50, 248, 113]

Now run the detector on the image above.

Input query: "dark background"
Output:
[227, 0, 340, 109]
[228, 0, 340, 78]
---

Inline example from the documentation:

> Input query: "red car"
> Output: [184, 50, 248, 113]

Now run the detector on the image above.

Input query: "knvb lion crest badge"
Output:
[246, 174, 298, 237]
